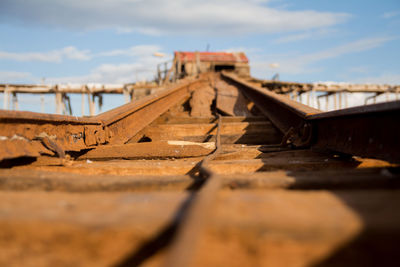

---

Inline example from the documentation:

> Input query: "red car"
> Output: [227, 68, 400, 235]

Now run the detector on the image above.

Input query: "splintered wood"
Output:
[0, 73, 399, 267]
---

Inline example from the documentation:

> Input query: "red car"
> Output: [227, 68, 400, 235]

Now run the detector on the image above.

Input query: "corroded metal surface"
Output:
[0, 71, 399, 267]
[222, 72, 319, 147]
[223, 72, 400, 162]
[0, 76, 204, 159]
[309, 102, 400, 163]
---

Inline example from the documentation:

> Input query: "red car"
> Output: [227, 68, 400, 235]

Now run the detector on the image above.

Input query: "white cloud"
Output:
[347, 66, 371, 74]
[46, 63, 144, 84]
[273, 28, 337, 44]
[46, 63, 160, 84]
[0, 0, 350, 35]
[223, 47, 262, 54]
[0, 44, 168, 83]
[62, 47, 92, 61]
[349, 73, 400, 85]
[0, 44, 166, 63]
[97, 45, 163, 58]
[0, 46, 91, 63]
[382, 11, 400, 19]
[289, 37, 393, 67]
[0, 71, 33, 83]
[46, 46, 170, 84]
[251, 36, 395, 77]
[273, 32, 314, 44]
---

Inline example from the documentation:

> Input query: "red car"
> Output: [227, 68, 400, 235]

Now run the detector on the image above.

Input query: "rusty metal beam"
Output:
[0, 76, 206, 160]
[2, 71, 400, 164]
[249, 77, 400, 94]
[0, 83, 159, 94]
[223, 72, 400, 163]
[96, 78, 204, 144]
[164, 115, 223, 267]
[308, 101, 400, 163]
[222, 72, 320, 146]
[0, 110, 103, 153]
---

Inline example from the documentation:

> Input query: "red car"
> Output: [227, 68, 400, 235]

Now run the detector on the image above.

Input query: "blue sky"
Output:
[0, 0, 399, 114]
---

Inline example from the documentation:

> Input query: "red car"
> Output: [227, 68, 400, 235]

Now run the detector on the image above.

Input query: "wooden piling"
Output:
[88, 93, 95, 116]
[325, 94, 329, 111]
[123, 86, 130, 104]
[3, 85, 9, 110]
[333, 93, 337, 110]
[41, 94, 45, 113]
[81, 93, 85, 116]
[12, 92, 18, 111]
[55, 88, 62, 115]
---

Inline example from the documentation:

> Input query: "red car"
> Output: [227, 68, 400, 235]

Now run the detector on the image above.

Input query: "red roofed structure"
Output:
[172, 51, 250, 79]
[174, 51, 249, 63]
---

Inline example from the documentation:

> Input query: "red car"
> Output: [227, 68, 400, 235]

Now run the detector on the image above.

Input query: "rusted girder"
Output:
[0, 76, 206, 161]
[96, 77, 205, 144]
[0, 110, 104, 154]
[308, 101, 400, 163]
[164, 115, 223, 267]
[222, 72, 320, 147]
[222, 72, 400, 163]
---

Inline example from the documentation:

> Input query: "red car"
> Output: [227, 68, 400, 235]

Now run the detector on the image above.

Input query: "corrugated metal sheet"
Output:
[175, 51, 248, 63]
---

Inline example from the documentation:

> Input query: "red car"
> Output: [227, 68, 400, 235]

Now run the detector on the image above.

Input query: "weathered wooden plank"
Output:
[15, 155, 367, 176]
[180, 133, 280, 145]
[0, 190, 399, 266]
[143, 122, 274, 136]
[1, 168, 398, 192]
[190, 190, 400, 267]
[139, 121, 282, 144]
[78, 141, 214, 160]
[0, 191, 186, 267]
[155, 116, 267, 124]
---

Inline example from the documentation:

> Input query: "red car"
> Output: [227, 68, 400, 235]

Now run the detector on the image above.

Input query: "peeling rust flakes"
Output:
[0, 139, 42, 161]
[84, 125, 110, 147]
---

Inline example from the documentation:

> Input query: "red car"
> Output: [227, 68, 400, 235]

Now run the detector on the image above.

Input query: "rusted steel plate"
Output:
[1, 98, 399, 267]
[0, 110, 103, 153]
[223, 72, 400, 162]
[308, 101, 400, 163]
[96, 78, 204, 145]
[222, 72, 320, 120]
[0, 77, 205, 160]
[0, 110, 99, 123]
[222, 72, 320, 146]
[0, 139, 41, 161]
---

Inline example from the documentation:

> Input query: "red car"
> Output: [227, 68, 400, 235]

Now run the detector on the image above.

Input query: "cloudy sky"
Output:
[0, 0, 399, 114]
